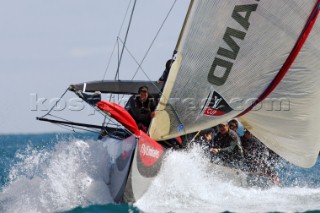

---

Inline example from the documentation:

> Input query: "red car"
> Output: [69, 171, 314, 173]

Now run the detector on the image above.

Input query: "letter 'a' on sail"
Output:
[149, 0, 320, 167]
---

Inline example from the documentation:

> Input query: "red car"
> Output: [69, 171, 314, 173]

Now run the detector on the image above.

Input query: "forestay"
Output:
[149, 0, 320, 167]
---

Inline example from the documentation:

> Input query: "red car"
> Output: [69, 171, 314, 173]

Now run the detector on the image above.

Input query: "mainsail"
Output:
[149, 0, 320, 167]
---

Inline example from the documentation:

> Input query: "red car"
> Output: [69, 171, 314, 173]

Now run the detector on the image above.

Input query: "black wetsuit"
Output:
[214, 129, 244, 167]
[158, 68, 170, 83]
[125, 95, 156, 129]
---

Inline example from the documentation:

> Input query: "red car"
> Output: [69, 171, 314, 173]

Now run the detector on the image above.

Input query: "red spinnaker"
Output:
[97, 101, 140, 136]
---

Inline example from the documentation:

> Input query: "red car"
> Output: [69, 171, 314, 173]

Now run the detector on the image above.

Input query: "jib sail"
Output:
[149, 0, 320, 167]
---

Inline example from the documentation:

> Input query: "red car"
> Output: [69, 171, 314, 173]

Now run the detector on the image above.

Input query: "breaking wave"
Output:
[135, 147, 320, 213]
[0, 139, 112, 213]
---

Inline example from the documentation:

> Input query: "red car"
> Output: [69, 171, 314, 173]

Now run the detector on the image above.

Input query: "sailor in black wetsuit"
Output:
[125, 86, 156, 132]
[211, 122, 244, 168]
[158, 59, 175, 85]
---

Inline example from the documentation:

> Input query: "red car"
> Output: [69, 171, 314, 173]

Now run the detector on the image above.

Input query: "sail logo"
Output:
[138, 132, 164, 167]
[141, 144, 160, 159]
[208, 3, 259, 86]
[203, 91, 233, 116]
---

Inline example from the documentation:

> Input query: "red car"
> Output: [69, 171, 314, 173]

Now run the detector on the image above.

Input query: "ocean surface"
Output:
[0, 132, 319, 213]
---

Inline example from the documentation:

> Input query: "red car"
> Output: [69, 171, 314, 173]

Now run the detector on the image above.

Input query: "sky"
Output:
[0, 0, 190, 134]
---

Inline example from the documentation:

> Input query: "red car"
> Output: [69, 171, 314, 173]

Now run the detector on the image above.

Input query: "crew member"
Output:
[125, 86, 156, 132]
[158, 59, 175, 84]
[195, 128, 214, 155]
[211, 122, 244, 167]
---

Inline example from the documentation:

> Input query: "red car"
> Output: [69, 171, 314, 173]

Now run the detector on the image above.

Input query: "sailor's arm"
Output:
[219, 140, 237, 152]
[211, 134, 243, 156]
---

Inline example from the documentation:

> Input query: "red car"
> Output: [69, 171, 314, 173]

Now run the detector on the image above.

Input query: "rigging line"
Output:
[47, 115, 123, 135]
[46, 109, 105, 126]
[102, 114, 108, 126]
[102, 40, 117, 80]
[116, 37, 121, 80]
[125, 1, 186, 133]
[115, 37, 170, 128]
[47, 110, 132, 135]
[56, 123, 101, 134]
[118, 41, 185, 138]
[47, 114, 77, 122]
[83, 101, 106, 117]
[64, 125, 101, 134]
[117, 0, 135, 36]
[116, 1, 184, 136]
[118, 43, 185, 136]
[117, 37, 151, 82]
[115, 0, 138, 80]
[115, 0, 177, 95]
[102, 0, 135, 80]
[54, 123, 76, 132]
[131, 0, 177, 79]
[42, 88, 69, 117]
[116, 38, 160, 100]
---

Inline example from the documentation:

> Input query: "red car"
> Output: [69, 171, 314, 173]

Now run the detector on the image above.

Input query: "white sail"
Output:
[240, 12, 320, 168]
[149, 0, 320, 167]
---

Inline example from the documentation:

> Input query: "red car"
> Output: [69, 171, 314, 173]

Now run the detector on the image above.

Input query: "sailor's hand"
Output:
[151, 112, 155, 118]
[211, 148, 219, 154]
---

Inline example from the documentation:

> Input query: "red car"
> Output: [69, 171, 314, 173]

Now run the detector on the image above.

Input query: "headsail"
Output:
[149, 0, 320, 167]
[239, 2, 320, 167]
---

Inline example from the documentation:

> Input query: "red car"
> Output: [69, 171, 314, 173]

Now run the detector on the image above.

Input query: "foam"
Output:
[0, 140, 112, 213]
[135, 147, 320, 213]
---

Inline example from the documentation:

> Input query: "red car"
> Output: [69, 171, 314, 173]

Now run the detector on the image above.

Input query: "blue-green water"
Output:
[0, 133, 319, 213]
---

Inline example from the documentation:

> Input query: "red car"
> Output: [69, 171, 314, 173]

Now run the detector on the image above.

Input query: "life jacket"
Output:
[126, 95, 156, 128]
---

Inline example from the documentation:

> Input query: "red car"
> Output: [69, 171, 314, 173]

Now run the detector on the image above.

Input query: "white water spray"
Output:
[0, 139, 112, 213]
[1, 140, 319, 213]
[135, 147, 320, 213]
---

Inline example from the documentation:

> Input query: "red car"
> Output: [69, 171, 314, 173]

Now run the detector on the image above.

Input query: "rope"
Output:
[115, 39, 185, 137]
[114, 0, 178, 99]
[190, 131, 201, 143]
[48, 113, 132, 135]
[42, 88, 69, 117]
[123, 0, 187, 137]
[131, 0, 177, 79]
[115, 0, 138, 80]
[43, 0, 182, 138]
[55, 123, 102, 134]
[102, 0, 135, 80]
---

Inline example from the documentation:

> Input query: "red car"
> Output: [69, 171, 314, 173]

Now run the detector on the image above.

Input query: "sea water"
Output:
[0, 133, 319, 213]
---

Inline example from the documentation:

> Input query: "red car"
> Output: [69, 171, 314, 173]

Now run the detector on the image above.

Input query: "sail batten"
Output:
[149, 0, 320, 167]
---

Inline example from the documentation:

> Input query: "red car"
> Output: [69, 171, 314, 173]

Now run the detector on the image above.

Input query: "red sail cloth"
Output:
[97, 101, 140, 136]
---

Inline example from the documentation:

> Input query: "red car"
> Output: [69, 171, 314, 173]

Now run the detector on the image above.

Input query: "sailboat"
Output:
[38, 0, 320, 203]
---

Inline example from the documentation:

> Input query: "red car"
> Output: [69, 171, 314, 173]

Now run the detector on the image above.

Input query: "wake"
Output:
[135, 147, 320, 213]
